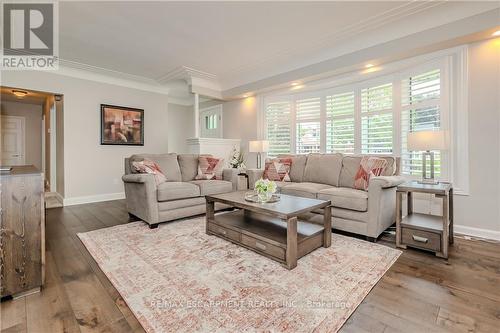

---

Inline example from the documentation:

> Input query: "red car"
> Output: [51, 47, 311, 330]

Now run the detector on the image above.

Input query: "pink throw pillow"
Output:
[263, 158, 292, 182]
[196, 156, 224, 180]
[354, 156, 388, 190]
[131, 159, 167, 184]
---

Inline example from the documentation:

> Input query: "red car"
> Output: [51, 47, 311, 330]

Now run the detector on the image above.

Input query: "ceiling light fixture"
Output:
[291, 82, 300, 86]
[365, 63, 374, 68]
[493, 30, 500, 37]
[291, 84, 304, 91]
[12, 90, 28, 98]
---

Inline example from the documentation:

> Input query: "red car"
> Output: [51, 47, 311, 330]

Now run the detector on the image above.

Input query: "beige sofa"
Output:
[247, 154, 405, 241]
[122, 153, 238, 228]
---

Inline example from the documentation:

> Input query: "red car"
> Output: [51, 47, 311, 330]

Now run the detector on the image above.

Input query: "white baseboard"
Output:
[63, 192, 125, 206]
[454, 225, 500, 241]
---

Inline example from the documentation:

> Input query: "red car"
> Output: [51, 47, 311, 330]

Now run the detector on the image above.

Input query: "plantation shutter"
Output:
[361, 83, 393, 154]
[295, 97, 321, 154]
[401, 69, 441, 176]
[326, 91, 355, 153]
[265, 100, 291, 157]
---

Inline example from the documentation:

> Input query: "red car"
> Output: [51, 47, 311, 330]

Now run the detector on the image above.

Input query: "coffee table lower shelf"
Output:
[207, 209, 325, 268]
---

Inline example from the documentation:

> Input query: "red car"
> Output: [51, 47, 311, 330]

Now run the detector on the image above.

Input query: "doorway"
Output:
[0, 86, 64, 207]
[0, 115, 25, 166]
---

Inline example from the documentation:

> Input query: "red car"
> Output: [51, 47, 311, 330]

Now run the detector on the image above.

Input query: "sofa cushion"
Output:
[274, 181, 296, 190]
[303, 153, 343, 186]
[178, 154, 201, 181]
[278, 154, 307, 182]
[195, 156, 224, 180]
[190, 180, 233, 196]
[339, 155, 396, 188]
[317, 187, 368, 212]
[281, 182, 333, 199]
[130, 153, 182, 182]
[157, 182, 200, 201]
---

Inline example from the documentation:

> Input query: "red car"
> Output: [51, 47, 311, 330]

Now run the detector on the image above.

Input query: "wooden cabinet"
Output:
[1, 166, 45, 298]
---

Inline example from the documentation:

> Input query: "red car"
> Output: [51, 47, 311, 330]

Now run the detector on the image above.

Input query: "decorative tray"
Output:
[244, 192, 281, 203]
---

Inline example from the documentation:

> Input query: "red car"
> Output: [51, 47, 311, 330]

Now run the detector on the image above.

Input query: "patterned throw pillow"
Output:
[263, 158, 292, 182]
[354, 156, 388, 190]
[131, 159, 167, 184]
[196, 156, 224, 180]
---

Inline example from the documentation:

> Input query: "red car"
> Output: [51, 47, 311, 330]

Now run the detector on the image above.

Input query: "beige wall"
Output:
[222, 97, 258, 168]
[0, 100, 43, 170]
[2, 70, 169, 202]
[167, 103, 193, 153]
[222, 40, 500, 238]
[55, 97, 65, 197]
[453, 38, 500, 235]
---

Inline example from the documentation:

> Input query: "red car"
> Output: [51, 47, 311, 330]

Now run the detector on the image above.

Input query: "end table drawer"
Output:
[241, 235, 285, 261]
[402, 228, 441, 252]
[208, 223, 240, 243]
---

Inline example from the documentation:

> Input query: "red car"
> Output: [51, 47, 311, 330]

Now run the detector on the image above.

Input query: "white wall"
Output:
[222, 40, 500, 239]
[2, 70, 169, 203]
[0, 101, 43, 170]
[167, 103, 193, 153]
[222, 97, 258, 169]
[452, 38, 500, 237]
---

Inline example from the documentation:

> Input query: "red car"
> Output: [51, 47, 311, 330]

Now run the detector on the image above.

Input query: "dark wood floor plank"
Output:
[2, 201, 500, 333]
[25, 251, 81, 333]
[0, 297, 26, 333]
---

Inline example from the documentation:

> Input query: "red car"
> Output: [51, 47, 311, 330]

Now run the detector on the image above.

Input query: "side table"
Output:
[396, 181, 453, 258]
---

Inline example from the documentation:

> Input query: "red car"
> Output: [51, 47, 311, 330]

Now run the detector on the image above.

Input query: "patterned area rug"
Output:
[78, 216, 401, 333]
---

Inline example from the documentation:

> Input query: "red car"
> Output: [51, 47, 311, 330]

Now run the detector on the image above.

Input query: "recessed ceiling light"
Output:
[365, 63, 374, 68]
[291, 84, 304, 91]
[291, 82, 300, 86]
[493, 30, 500, 37]
[12, 90, 28, 98]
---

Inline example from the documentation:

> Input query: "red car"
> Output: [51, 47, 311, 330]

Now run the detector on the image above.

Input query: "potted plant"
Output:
[229, 147, 246, 172]
[254, 178, 277, 202]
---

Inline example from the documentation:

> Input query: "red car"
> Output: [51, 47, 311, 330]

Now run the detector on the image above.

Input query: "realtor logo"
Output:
[1, 1, 58, 70]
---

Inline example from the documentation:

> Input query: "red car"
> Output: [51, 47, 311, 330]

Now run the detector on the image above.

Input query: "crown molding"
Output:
[57, 59, 170, 95]
[156, 66, 217, 84]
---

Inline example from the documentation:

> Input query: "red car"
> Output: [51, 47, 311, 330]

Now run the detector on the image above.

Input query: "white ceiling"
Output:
[58, 1, 499, 97]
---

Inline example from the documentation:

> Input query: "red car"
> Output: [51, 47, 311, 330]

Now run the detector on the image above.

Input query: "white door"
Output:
[0, 115, 25, 166]
[200, 105, 223, 138]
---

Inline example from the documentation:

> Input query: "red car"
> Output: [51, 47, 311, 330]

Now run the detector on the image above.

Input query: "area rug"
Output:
[78, 216, 401, 333]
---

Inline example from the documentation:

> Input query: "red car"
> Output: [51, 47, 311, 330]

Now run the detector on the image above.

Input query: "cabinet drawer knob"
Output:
[255, 242, 267, 251]
[218, 229, 226, 235]
[412, 235, 428, 243]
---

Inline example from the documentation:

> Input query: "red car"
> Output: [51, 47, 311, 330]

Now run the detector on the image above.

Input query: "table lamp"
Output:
[407, 130, 446, 184]
[249, 140, 269, 169]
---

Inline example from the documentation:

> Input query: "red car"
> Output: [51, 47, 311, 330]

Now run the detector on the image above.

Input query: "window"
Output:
[326, 91, 355, 153]
[262, 60, 450, 180]
[401, 69, 441, 176]
[361, 83, 393, 154]
[296, 97, 321, 154]
[265, 100, 291, 156]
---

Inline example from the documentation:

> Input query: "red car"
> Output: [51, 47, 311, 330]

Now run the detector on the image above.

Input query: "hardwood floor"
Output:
[1, 200, 499, 333]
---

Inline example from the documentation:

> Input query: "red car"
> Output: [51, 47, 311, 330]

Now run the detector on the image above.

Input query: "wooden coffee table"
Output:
[205, 191, 331, 269]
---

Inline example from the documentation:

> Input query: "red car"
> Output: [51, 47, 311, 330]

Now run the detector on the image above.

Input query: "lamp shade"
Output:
[407, 130, 446, 151]
[249, 140, 269, 153]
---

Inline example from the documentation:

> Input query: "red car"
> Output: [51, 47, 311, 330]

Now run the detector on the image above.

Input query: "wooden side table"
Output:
[396, 181, 453, 259]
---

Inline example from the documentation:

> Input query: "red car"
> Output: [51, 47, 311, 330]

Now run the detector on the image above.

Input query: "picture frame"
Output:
[100, 104, 144, 146]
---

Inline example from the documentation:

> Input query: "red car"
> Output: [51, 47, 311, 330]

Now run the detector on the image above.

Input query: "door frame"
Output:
[199, 104, 223, 138]
[0, 115, 26, 165]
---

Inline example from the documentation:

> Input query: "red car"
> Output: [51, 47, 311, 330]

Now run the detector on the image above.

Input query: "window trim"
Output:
[257, 46, 469, 195]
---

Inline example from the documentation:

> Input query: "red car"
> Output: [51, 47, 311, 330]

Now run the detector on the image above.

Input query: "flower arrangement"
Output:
[254, 178, 277, 202]
[229, 147, 246, 170]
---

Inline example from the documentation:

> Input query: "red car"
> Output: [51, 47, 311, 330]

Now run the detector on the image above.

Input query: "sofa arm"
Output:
[365, 176, 404, 238]
[223, 168, 240, 190]
[369, 176, 406, 189]
[122, 174, 159, 224]
[247, 169, 264, 189]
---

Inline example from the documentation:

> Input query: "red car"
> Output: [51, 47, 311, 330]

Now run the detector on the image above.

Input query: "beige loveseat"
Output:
[247, 154, 405, 241]
[122, 153, 238, 228]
